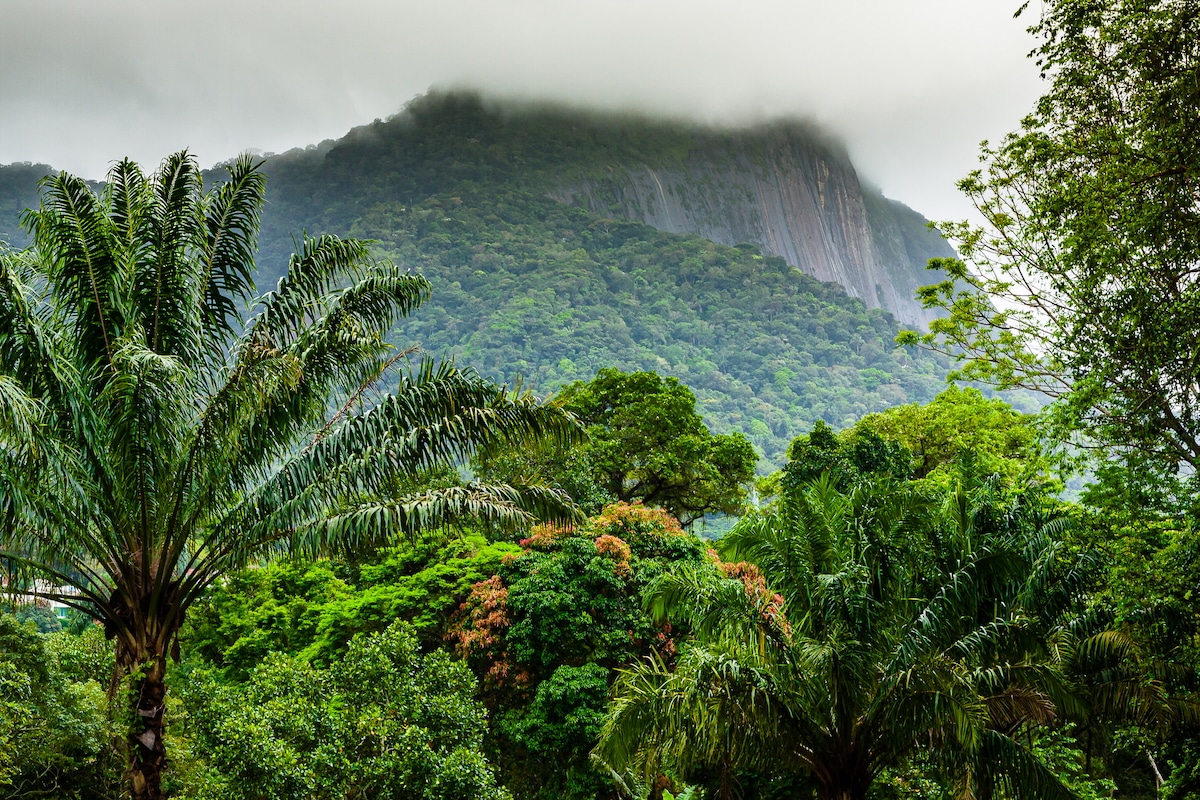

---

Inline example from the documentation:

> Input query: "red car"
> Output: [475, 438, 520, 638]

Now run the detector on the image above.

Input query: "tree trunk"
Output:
[126, 655, 168, 800]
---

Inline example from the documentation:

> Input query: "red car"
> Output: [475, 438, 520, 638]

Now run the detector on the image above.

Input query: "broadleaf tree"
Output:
[900, 0, 1200, 474]
[181, 621, 511, 800]
[0, 153, 578, 800]
[479, 368, 757, 526]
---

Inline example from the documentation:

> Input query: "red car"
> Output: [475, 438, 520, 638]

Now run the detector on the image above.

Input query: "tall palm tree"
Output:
[595, 473, 1082, 800]
[0, 153, 577, 800]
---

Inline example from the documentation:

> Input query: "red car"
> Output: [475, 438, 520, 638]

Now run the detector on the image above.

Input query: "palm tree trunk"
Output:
[125, 654, 169, 800]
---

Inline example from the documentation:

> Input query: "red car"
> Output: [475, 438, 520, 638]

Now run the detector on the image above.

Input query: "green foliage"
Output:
[179, 621, 509, 800]
[6, 602, 64, 632]
[0, 152, 577, 799]
[1030, 725, 1118, 800]
[182, 560, 354, 679]
[595, 469, 1106, 800]
[777, 387, 1050, 499]
[0, 613, 118, 798]
[851, 386, 1050, 483]
[502, 663, 610, 757]
[781, 418, 913, 492]
[898, 14, 1200, 776]
[447, 503, 712, 800]
[183, 533, 520, 678]
[481, 368, 757, 525]
[904, 0, 1200, 481]
[1039, 448, 1200, 798]
[1163, 732, 1200, 800]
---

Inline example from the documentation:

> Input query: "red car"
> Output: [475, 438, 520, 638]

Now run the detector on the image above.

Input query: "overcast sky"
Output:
[1, 0, 1043, 223]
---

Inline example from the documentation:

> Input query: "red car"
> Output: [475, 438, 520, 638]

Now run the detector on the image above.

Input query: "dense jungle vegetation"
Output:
[3, 0, 1200, 798]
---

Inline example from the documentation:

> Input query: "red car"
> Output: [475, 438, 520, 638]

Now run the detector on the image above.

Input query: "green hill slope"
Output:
[0, 92, 954, 467]
[0, 162, 53, 245]
[352, 185, 948, 467]
[250, 93, 954, 326]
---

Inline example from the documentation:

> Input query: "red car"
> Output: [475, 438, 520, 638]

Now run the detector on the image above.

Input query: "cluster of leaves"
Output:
[445, 503, 715, 800]
[1064, 454, 1200, 799]
[0, 613, 118, 798]
[478, 368, 757, 524]
[182, 533, 520, 678]
[176, 621, 509, 800]
[775, 385, 1052, 497]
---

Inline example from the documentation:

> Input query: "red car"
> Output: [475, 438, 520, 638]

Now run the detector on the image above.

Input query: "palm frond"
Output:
[974, 729, 1080, 800]
[644, 565, 782, 644]
[139, 150, 202, 358]
[26, 171, 122, 370]
[197, 154, 265, 348]
[595, 645, 795, 782]
[248, 234, 400, 345]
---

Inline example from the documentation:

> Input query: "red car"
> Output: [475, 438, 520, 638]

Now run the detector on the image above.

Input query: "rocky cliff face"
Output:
[1, 93, 953, 328]
[545, 122, 952, 328]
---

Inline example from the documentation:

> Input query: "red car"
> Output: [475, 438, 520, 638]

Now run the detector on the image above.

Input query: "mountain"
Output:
[545, 126, 951, 328]
[0, 92, 956, 468]
[0, 162, 53, 245]
[250, 93, 953, 328]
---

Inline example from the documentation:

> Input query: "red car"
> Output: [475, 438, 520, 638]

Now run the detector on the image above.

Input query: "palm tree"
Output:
[0, 153, 577, 800]
[595, 473, 1083, 800]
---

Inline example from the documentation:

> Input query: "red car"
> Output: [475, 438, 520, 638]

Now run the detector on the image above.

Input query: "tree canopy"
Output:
[181, 621, 510, 800]
[446, 502, 710, 800]
[595, 461, 1157, 800]
[480, 368, 757, 526]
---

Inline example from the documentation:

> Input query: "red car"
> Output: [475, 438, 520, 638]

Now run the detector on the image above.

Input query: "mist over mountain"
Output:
[251, 92, 954, 327]
[0, 162, 52, 244]
[0, 91, 956, 466]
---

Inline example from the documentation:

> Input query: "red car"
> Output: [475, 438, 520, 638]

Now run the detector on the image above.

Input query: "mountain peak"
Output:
[263, 89, 953, 327]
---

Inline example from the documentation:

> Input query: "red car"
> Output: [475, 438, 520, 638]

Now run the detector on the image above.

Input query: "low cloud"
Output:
[1, 0, 1042, 221]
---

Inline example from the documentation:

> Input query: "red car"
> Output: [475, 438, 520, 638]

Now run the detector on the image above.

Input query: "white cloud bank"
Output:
[0, 0, 1043, 221]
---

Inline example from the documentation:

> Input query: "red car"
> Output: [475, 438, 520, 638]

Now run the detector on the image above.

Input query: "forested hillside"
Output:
[247, 92, 954, 327]
[0, 92, 955, 467]
[249, 93, 954, 467]
[0, 162, 53, 244]
[6, 2, 1200, 798]
[355, 189, 948, 467]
